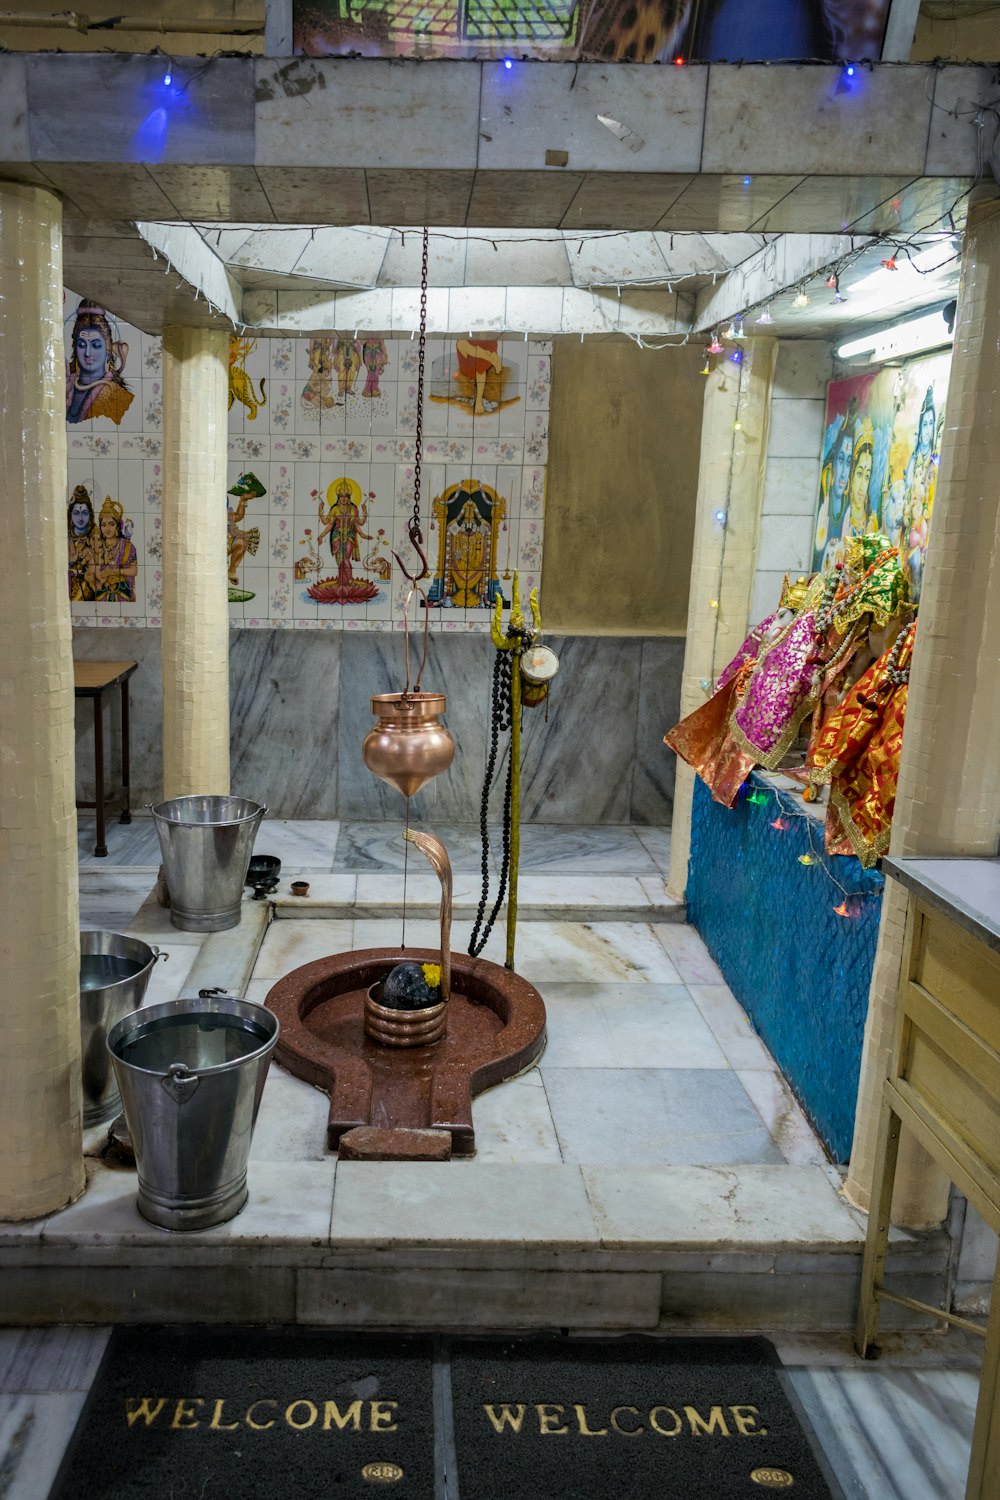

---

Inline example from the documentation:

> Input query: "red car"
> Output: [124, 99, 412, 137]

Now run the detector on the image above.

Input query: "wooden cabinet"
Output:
[856, 858, 1000, 1500]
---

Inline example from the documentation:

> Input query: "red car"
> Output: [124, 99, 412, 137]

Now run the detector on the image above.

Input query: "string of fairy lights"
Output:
[742, 777, 882, 915]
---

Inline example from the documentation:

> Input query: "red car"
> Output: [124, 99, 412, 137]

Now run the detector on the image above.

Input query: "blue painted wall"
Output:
[687, 775, 884, 1162]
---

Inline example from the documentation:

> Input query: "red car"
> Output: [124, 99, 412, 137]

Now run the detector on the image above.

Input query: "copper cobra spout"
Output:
[403, 827, 452, 1002]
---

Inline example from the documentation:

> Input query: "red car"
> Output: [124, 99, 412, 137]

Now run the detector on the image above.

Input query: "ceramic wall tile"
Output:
[63, 297, 548, 633]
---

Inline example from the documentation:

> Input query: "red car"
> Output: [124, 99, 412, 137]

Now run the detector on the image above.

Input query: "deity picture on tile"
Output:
[93, 497, 138, 602]
[361, 337, 387, 397]
[302, 338, 338, 416]
[67, 485, 136, 602]
[812, 352, 949, 604]
[65, 299, 135, 425]
[427, 481, 506, 609]
[307, 476, 381, 604]
[68, 484, 97, 598]
[333, 335, 363, 399]
[228, 336, 268, 419]
[430, 339, 520, 418]
[63, 288, 548, 631]
[228, 471, 265, 600]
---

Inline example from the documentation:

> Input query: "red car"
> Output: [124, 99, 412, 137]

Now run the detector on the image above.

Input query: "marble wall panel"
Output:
[229, 630, 342, 817]
[335, 631, 495, 822]
[71, 627, 679, 824]
[517, 636, 641, 824]
[631, 638, 684, 826]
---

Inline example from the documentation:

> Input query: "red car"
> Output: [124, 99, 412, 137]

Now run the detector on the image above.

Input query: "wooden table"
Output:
[74, 659, 138, 857]
[856, 856, 1000, 1500]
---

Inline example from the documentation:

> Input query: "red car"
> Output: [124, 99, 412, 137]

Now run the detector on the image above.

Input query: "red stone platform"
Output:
[265, 948, 547, 1158]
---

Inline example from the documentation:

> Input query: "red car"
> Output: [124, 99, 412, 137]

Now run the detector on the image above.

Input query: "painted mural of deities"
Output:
[430, 339, 520, 418]
[229, 336, 267, 419]
[427, 481, 507, 610]
[66, 299, 135, 425]
[67, 484, 137, 601]
[812, 351, 949, 606]
[304, 477, 383, 605]
[227, 472, 265, 601]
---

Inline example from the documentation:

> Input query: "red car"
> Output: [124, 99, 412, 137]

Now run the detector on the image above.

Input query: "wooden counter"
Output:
[856, 856, 999, 1499]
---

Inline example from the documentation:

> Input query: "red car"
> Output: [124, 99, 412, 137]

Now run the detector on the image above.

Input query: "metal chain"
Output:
[396, 226, 431, 697]
[469, 650, 513, 958]
[411, 226, 428, 546]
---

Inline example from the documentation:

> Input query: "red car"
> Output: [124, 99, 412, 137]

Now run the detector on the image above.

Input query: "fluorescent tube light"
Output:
[837, 309, 954, 363]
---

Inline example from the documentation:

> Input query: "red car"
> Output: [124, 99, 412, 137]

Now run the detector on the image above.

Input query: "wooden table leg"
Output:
[965, 1256, 1000, 1499]
[120, 678, 132, 825]
[94, 690, 107, 857]
[855, 1097, 902, 1359]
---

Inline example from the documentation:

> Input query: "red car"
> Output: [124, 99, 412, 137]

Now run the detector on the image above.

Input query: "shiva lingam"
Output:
[363, 827, 451, 1047]
[264, 230, 546, 1158]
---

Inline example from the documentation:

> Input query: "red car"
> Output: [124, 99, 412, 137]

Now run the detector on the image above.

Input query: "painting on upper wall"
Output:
[67, 486, 138, 603]
[811, 350, 951, 606]
[293, 0, 890, 61]
[66, 296, 135, 426]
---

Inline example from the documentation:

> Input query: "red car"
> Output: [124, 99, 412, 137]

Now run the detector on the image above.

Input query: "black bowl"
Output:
[247, 854, 281, 887]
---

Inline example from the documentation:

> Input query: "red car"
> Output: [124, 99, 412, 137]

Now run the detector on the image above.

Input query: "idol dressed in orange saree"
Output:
[665, 537, 909, 810]
[806, 619, 916, 868]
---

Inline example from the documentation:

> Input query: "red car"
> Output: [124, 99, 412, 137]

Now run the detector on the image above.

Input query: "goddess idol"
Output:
[665, 536, 909, 807]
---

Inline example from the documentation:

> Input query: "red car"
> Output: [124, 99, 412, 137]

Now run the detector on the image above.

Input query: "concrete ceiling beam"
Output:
[0, 56, 991, 219]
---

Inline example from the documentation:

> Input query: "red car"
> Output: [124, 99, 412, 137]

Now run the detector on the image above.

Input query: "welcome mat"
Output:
[51, 1330, 841, 1499]
[49, 1327, 437, 1499]
[448, 1335, 840, 1499]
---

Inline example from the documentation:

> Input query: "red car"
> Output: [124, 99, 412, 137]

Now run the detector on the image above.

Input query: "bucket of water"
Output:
[150, 795, 266, 932]
[80, 931, 165, 1127]
[108, 996, 279, 1231]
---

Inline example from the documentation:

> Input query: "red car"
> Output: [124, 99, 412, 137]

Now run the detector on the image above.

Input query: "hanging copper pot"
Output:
[363, 693, 455, 798]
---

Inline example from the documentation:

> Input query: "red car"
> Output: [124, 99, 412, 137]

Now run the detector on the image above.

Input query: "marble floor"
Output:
[44, 815, 985, 1497]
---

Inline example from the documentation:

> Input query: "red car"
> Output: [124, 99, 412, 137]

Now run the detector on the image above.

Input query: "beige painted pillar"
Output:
[845, 192, 1000, 1225]
[0, 182, 85, 1218]
[668, 338, 777, 899]
[161, 327, 231, 798]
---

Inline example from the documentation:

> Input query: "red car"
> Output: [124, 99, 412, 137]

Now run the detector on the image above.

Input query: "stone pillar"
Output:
[845, 192, 1000, 1225]
[0, 182, 85, 1219]
[668, 338, 777, 900]
[161, 327, 231, 798]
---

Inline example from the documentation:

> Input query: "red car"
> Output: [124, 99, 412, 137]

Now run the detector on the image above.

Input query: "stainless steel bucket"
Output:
[108, 996, 279, 1231]
[150, 795, 267, 932]
[80, 931, 165, 1127]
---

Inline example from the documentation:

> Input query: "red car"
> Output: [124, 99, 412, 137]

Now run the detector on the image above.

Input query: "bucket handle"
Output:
[151, 947, 170, 964]
[160, 1063, 200, 1105]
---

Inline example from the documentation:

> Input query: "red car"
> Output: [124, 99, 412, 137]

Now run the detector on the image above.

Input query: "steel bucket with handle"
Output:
[108, 994, 279, 1231]
[150, 795, 267, 932]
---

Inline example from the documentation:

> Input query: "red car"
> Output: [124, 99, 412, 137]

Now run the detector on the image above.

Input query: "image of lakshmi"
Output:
[307, 477, 379, 605]
[65, 300, 134, 426]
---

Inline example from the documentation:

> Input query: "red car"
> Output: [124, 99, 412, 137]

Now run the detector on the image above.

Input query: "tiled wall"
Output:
[749, 340, 832, 625]
[65, 293, 550, 633]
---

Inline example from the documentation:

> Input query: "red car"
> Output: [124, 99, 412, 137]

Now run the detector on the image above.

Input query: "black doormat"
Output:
[49, 1327, 437, 1499]
[51, 1330, 842, 1500]
[448, 1335, 840, 1499]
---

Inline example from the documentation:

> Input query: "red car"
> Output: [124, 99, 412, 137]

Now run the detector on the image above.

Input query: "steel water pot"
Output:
[80, 930, 167, 1127]
[108, 995, 279, 1231]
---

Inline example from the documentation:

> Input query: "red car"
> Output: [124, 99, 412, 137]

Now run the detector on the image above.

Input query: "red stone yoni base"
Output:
[265, 948, 547, 1157]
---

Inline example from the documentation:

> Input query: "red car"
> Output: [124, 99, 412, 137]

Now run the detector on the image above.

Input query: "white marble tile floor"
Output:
[0, 817, 983, 1492]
